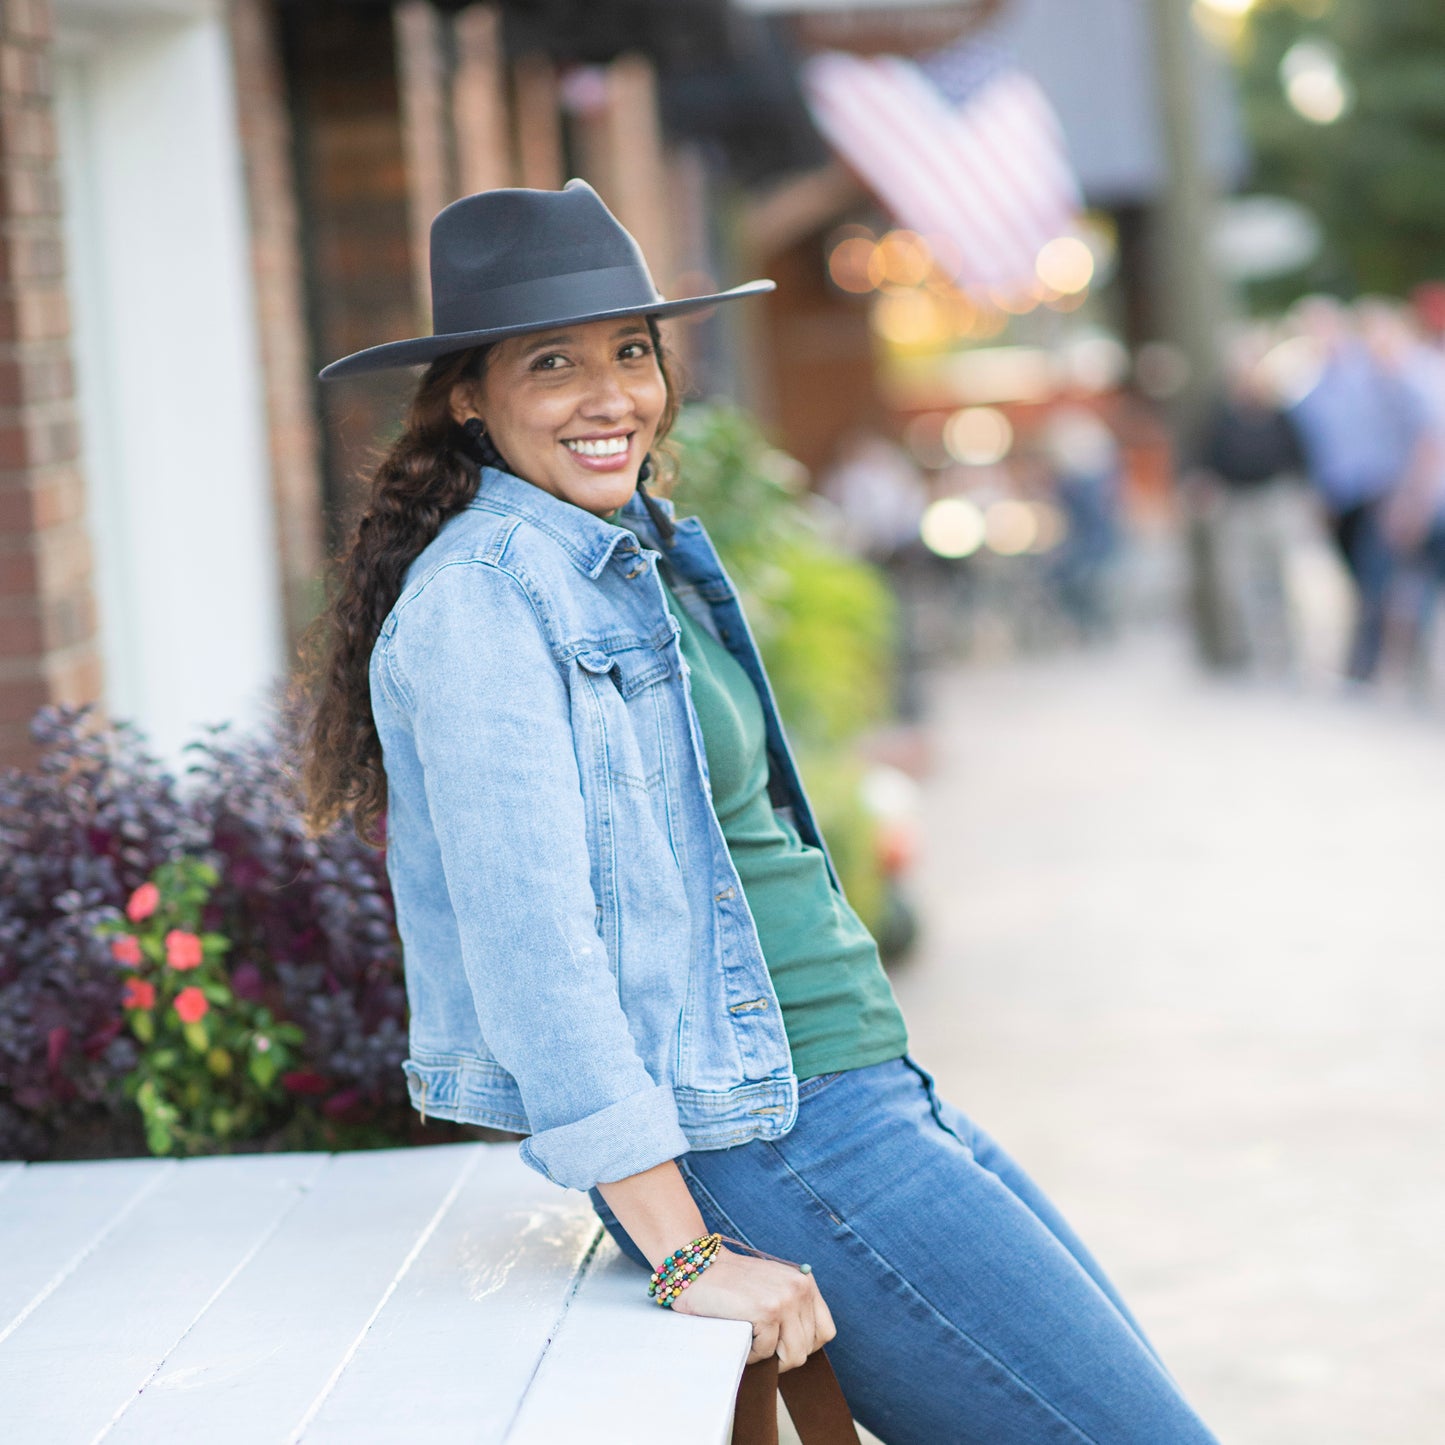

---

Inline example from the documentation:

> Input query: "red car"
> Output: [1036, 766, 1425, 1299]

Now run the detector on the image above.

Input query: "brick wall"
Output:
[0, 0, 101, 766]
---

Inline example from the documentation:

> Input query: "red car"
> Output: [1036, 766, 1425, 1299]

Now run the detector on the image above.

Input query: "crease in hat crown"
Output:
[318, 179, 774, 380]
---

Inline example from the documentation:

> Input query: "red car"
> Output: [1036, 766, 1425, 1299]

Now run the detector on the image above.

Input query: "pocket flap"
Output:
[575, 646, 670, 698]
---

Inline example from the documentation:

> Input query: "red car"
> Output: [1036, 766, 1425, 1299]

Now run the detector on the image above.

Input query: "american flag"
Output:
[801, 39, 1082, 296]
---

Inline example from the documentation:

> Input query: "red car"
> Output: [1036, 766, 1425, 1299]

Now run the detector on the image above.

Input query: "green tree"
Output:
[1238, 0, 1445, 301]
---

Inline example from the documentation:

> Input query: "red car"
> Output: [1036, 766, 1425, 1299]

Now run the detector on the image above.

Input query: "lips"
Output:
[562, 432, 633, 472]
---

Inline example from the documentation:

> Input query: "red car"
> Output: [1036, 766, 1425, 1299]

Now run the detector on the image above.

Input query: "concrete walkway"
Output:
[890, 638, 1445, 1445]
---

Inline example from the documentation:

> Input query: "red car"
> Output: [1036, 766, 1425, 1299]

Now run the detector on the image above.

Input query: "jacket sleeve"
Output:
[378, 558, 690, 1190]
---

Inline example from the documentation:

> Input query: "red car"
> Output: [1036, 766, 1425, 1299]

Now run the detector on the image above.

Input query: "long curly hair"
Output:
[296, 318, 680, 847]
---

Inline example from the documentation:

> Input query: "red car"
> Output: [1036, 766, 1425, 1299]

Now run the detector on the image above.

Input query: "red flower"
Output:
[125, 882, 160, 922]
[173, 986, 209, 1023]
[164, 930, 203, 971]
[110, 934, 143, 967]
[281, 1070, 330, 1096]
[123, 977, 156, 1010]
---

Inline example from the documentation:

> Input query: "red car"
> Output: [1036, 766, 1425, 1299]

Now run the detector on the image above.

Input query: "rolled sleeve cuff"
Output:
[518, 1083, 690, 1191]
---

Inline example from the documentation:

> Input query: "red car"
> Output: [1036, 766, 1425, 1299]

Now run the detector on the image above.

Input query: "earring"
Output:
[461, 416, 509, 473]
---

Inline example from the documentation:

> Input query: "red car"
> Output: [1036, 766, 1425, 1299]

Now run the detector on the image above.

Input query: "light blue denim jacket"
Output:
[370, 468, 837, 1191]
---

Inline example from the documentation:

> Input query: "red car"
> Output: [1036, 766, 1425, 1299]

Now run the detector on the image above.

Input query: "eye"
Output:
[531, 352, 570, 371]
[619, 340, 653, 361]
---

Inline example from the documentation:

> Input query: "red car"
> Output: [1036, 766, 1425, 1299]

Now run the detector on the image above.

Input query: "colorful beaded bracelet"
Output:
[648, 1232, 722, 1308]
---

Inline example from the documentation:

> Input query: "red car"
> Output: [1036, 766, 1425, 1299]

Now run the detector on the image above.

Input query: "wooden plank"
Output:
[302, 1146, 598, 1443]
[506, 1234, 753, 1445]
[0, 1158, 172, 1343]
[0, 1153, 329, 1443]
[101, 1143, 481, 1444]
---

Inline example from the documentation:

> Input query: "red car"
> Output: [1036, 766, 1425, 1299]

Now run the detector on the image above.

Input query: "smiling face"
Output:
[450, 317, 669, 517]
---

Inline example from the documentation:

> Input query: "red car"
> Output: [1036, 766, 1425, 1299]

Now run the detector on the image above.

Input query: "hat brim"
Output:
[318, 279, 775, 380]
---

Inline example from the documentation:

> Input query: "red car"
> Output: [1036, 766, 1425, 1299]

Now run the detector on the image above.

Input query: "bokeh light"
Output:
[1280, 39, 1352, 125]
[871, 288, 948, 348]
[984, 499, 1038, 556]
[1035, 236, 1095, 296]
[1027, 501, 1068, 554]
[943, 406, 1014, 466]
[903, 412, 951, 469]
[828, 237, 877, 294]
[869, 230, 933, 288]
[920, 496, 986, 558]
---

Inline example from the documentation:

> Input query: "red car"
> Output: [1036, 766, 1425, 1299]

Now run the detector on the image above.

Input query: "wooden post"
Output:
[393, 0, 454, 324]
[511, 52, 562, 191]
[452, 4, 511, 195]
[228, 0, 325, 650]
[600, 54, 672, 289]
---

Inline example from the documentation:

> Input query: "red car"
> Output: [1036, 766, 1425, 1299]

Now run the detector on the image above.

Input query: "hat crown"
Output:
[429, 180, 661, 334]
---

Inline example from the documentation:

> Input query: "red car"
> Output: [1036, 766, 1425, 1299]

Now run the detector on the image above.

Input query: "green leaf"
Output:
[183, 1021, 209, 1054]
[131, 1011, 155, 1044]
[249, 1054, 278, 1090]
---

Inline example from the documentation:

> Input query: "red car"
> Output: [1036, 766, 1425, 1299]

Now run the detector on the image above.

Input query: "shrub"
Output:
[0, 707, 428, 1160]
[97, 859, 304, 1155]
[0, 708, 202, 1158]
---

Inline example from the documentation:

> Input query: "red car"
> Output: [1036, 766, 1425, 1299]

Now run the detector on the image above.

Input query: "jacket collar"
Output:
[466, 467, 675, 579]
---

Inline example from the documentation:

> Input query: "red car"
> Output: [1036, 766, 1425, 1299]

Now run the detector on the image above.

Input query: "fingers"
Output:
[748, 1321, 780, 1366]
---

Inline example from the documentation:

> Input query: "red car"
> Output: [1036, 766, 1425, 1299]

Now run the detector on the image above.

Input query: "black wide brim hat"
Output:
[318, 179, 774, 380]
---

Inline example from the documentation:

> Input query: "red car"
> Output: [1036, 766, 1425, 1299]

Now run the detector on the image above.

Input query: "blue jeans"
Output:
[592, 1056, 1218, 1444]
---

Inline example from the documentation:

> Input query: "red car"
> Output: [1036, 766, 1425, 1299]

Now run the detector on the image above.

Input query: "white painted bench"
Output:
[0, 1143, 754, 1443]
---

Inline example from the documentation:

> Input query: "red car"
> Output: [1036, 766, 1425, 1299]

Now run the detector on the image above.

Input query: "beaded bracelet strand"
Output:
[648, 1232, 723, 1308]
[647, 1231, 815, 1309]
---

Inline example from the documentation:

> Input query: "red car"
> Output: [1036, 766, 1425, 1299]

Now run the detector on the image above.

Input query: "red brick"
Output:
[0, 606, 42, 654]
[0, 670, 43, 720]
[0, 543, 34, 593]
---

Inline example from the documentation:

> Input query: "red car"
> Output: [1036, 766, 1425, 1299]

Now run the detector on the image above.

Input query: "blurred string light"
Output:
[869, 229, 933, 288]
[828, 236, 876, 293]
[871, 288, 949, 349]
[983, 499, 1037, 556]
[943, 407, 1014, 466]
[920, 496, 1066, 560]
[920, 497, 986, 558]
[1035, 236, 1095, 296]
[1280, 38, 1353, 125]
[903, 412, 951, 469]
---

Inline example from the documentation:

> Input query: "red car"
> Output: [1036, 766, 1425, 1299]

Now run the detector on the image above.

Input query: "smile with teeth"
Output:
[564, 436, 630, 458]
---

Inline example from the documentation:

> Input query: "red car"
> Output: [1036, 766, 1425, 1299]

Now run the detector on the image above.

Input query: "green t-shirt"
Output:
[660, 575, 908, 1079]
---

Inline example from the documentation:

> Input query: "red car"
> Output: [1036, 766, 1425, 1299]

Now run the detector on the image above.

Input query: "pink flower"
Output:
[164, 930, 203, 971]
[123, 977, 156, 1010]
[173, 986, 209, 1024]
[125, 882, 160, 922]
[110, 934, 143, 967]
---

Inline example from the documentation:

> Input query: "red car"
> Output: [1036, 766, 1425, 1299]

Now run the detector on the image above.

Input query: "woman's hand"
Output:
[673, 1249, 836, 1369]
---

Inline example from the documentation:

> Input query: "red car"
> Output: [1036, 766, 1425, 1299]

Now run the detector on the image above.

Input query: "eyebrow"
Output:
[519, 323, 649, 356]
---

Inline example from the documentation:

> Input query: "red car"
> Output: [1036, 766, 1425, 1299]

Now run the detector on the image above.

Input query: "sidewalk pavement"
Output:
[889, 637, 1445, 1445]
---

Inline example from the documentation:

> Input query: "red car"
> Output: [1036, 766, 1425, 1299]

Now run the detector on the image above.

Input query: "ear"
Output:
[449, 379, 481, 428]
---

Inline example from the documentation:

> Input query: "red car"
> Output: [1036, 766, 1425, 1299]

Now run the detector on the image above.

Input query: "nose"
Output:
[578, 363, 631, 421]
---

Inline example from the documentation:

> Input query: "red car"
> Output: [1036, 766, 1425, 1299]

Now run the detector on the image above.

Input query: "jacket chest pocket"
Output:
[575, 645, 675, 793]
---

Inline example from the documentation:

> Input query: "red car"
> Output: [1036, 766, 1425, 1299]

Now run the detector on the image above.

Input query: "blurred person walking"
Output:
[299, 181, 1218, 1444]
[1192, 329, 1306, 676]
[1374, 297, 1445, 685]
[1286, 298, 1423, 681]
[1040, 404, 1121, 642]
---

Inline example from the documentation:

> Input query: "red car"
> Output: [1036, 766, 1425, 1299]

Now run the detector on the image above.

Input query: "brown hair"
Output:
[295, 318, 681, 846]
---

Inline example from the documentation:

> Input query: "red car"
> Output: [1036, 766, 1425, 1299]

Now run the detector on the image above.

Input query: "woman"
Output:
[301, 181, 1217, 1444]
